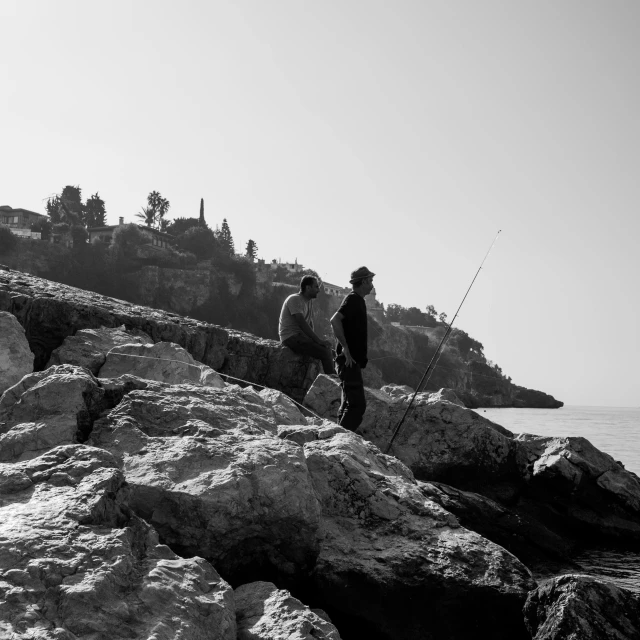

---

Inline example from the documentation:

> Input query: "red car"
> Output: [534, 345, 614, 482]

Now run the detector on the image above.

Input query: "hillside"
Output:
[0, 236, 562, 407]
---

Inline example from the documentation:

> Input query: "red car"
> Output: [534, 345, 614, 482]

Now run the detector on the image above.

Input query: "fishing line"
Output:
[383, 230, 502, 454]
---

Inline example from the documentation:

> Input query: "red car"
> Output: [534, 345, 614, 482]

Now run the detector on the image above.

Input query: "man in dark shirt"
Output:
[330, 266, 375, 432]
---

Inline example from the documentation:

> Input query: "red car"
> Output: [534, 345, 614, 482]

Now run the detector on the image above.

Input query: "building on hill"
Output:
[322, 281, 349, 297]
[87, 217, 174, 249]
[270, 258, 304, 274]
[0, 206, 48, 239]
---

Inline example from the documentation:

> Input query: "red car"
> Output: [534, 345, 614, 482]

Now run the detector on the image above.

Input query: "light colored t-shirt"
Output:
[278, 293, 314, 341]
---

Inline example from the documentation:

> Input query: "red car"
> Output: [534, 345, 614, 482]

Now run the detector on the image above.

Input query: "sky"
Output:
[2, 0, 639, 407]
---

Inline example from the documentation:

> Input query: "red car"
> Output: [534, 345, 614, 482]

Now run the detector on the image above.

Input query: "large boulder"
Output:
[523, 575, 640, 639]
[419, 480, 574, 566]
[303, 432, 535, 640]
[99, 341, 226, 388]
[0, 365, 104, 462]
[0, 311, 33, 395]
[46, 324, 153, 373]
[0, 444, 236, 639]
[88, 384, 323, 581]
[220, 329, 322, 403]
[305, 375, 640, 545]
[235, 581, 341, 640]
[305, 374, 518, 489]
[515, 434, 640, 539]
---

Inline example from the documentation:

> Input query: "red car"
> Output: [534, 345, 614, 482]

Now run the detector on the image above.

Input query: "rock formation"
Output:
[524, 575, 640, 639]
[0, 266, 318, 402]
[0, 444, 236, 639]
[305, 375, 640, 549]
[0, 349, 537, 638]
[0, 267, 638, 638]
[235, 581, 341, 640]
[0, 311, 33, 395]
[46, 325, 153, 373]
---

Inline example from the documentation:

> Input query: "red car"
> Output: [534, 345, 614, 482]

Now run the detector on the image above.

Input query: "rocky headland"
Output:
[0, 265, 637, 639]
[0, 247, 562, 408]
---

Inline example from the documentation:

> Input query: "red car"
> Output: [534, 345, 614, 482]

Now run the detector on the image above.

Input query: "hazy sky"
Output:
[2, 1, 638, 407]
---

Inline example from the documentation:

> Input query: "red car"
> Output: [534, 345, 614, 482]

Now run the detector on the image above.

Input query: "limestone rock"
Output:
[220, 329, 321, 403]
[0, 444, 236, 639]
[303, 374, 343, 420]
[235, 581, 341, 640]
[380, 383, 414, 398]
[0, 365, 104, 462]
[259, 387, 307, 426]
[419, 480, 573, 565]
[99, 341, 225, 388]
[88, 385, 322, 579]
[46, 324, 153, 373]
[0, 311, 33, 395]
[304, 374, 517, 487]
[0, 268, 326, 404]
[304, 432, 535, 640]
[277, 423, 348, 447]
[523, 575, 640, 639]
[516, 434, 640, 538]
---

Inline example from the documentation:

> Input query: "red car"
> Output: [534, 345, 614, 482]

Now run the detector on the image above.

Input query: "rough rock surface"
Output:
[303, 432, 535, 640]
[305, 374, 517, 487]
[0, 267, 321, 402]
[88, 384, 323, 580]
[235, 581, 341, 640]
[0, 310, 33, 395]
[0, 365, 104, 463]
[305, 375, 640, 544]
[419, 481, 574, 565]
[0, 444, 236, 639]
[380, 383, 415, 398]
[220, 329, 321, 403]
[99, 340, 226, 388]
[515, 434, 640, 538]
[46, 324, 153, 373]
[523, 575, 640, 640]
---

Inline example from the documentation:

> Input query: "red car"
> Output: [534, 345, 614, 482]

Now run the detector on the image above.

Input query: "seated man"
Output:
[279, 275, 334, 375]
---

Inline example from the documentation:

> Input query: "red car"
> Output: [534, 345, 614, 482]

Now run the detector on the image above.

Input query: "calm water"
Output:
[475, 406, 640, 592]
[479, 405, 640, 476]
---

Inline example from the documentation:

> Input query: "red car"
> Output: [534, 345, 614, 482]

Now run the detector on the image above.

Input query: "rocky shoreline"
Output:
[0, 266, 638, 638]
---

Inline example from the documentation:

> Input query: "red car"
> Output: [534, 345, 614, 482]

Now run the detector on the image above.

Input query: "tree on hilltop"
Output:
[216, 218, 234, 254]
[166, 217, 202, 237]
[178, 226, 218, 260]
[84, 193, 106, 227]
[245, 239, 258, 261]
[136, 191, 170, 230]
[199, 198, 205, 226]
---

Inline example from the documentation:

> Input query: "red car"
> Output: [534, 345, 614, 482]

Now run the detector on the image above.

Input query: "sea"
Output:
[475, 406, 640, 592]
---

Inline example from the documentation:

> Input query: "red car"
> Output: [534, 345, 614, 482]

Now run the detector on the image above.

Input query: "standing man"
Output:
[279, 275, 334, 375]
[330, 266, 375, 432]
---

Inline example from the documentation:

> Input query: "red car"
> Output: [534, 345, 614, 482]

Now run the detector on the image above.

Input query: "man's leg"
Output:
[282, 334, 334, 375]
[336, 358, 366, 432]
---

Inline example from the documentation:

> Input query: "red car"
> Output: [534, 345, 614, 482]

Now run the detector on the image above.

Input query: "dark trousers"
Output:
[282, 334, 334, 375]
[335, 355, 366, 432]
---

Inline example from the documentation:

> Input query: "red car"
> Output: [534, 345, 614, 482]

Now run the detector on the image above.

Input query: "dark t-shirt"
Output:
[336, 292, 368, 368]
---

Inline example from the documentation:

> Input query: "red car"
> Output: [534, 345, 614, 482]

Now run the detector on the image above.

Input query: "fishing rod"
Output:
[383, 230, 502, 454]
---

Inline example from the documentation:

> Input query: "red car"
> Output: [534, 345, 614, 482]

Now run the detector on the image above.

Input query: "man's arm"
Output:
[330, 311, 354, 367]
[292, 314, 331, 346]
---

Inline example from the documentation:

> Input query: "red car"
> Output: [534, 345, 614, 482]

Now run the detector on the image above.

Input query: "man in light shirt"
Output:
[279, 275, 334, 374]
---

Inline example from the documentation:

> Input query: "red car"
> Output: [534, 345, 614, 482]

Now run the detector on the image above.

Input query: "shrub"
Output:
[177, 226, 218, 260]
[0, 225, 17, 253]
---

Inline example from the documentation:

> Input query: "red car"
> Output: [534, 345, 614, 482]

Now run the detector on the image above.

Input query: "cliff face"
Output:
[366, 321, 563, 408]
